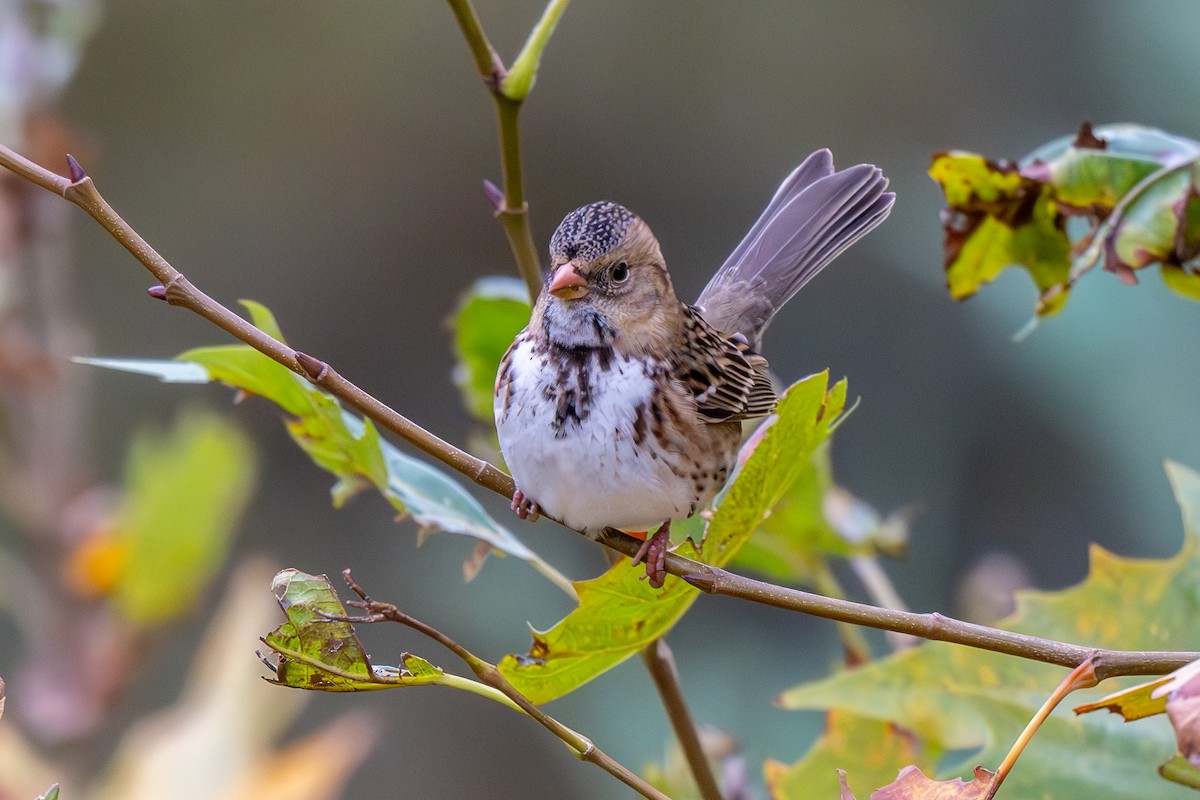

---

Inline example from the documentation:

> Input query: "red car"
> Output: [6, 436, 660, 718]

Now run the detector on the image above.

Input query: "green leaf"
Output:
[1160, 754, 1200, 790]
[239, 298, 288, 342]
[451, 276, 531, 422]
[499, 372, 845, 703]
[190, 344, 545, 569]
[1107, 164, 1198, 271]
[264, 569, 440, 691]
[35, 785, 60, 800]
[112, 409, 256, 626]
[71, 356, 210, 383]
[730, 445, 850, 583]
[79, 300, 557, 587]
[774, 461, 1200, 800]
[929, 152, 1072, 317]
[263, 570, 524, 712]
[931, 124, 1200, 320]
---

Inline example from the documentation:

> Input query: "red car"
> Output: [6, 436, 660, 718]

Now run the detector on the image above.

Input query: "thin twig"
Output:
[642, 639, 724, 800]
[446, 0, 544, 301]
[0, 144, 1195, 685]
[985, 659, 1098, 799]
[339, 571, 670, 800]
[444, 0, 505, 83]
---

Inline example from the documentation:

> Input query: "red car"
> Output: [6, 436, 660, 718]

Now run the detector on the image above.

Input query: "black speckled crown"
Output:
[549, 201, 635, 263]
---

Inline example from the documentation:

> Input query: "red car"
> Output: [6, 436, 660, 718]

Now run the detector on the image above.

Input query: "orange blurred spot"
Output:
[64, 532, 129, 597]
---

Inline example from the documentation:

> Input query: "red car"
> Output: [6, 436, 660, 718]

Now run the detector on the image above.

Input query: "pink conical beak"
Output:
[549, 264, 588, 300]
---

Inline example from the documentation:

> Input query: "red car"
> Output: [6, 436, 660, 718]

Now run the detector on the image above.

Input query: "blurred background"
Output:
[3, 1, 1200, 797]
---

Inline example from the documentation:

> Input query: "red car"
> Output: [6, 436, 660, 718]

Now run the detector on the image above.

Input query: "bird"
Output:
[493, 149, 894, 587]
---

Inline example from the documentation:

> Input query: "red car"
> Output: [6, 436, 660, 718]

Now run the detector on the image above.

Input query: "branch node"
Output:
[155, 275, 190, 306]
[482, 178, 504, 212]
[295, 351, 329, 382]
[65, 153, 87, 183]
[487, 64, 509, 95]
[682, 572, 717, 593]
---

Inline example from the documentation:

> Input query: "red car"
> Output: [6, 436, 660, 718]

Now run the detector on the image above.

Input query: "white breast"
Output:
[495, 338, 699, 533]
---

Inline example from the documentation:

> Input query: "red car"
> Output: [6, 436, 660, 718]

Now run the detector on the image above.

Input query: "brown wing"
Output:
[676, 305, 776, 423]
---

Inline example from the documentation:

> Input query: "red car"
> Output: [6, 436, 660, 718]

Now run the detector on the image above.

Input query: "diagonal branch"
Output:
[0, 144, 1196, 688]
[338, 570, 670, 800]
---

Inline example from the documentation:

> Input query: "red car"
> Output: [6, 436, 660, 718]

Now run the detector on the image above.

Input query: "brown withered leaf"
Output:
[838, 764, 995, 800]
[462, 540, 492, 582]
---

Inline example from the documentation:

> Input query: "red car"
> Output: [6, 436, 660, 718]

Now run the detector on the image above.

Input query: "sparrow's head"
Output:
[538, 201, 679, 350]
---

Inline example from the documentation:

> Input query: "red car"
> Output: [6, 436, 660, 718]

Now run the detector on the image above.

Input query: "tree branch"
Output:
[0, 144, 1194, 688]
[642, 639, 724, 800]
[339, 571, 669, 800]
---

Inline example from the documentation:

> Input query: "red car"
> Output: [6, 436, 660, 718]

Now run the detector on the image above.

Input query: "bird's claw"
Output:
[631, 522, 670, 589]
[511, 488, 541, 522]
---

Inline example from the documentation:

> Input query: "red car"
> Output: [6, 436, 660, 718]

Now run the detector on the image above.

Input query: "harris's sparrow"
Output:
[494, 150, 894, 587]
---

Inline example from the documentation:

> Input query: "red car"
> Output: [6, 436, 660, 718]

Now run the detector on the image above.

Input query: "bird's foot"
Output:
[511, 488, 540, 522]
[631, 521, 670, 589]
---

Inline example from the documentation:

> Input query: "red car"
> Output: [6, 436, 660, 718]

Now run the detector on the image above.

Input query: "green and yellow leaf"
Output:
[773, 461, 1200, 800]
[499, 372, 846, 703]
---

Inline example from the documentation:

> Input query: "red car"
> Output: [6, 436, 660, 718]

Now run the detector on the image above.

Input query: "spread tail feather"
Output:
[696, 149, 894, 347]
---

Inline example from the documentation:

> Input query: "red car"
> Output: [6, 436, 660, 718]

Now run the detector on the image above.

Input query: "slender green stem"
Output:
[495, 98, 543, 299]
[446, 0, 545, 301]
[439, 672, 526, 713]
[642, 639, 724, 800]
[0, 142, 1194, 688]
[444, 0, 505, 82]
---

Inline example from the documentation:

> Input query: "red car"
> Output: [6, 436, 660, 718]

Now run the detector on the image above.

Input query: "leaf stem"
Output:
[341, 571, 670, 800]
[985, 659, 1098, 799]
[438, 672, 526, 714]
[642, 639, 725, 800]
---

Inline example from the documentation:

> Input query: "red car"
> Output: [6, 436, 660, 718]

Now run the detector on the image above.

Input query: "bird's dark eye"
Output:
[610, 261, 630, 283]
